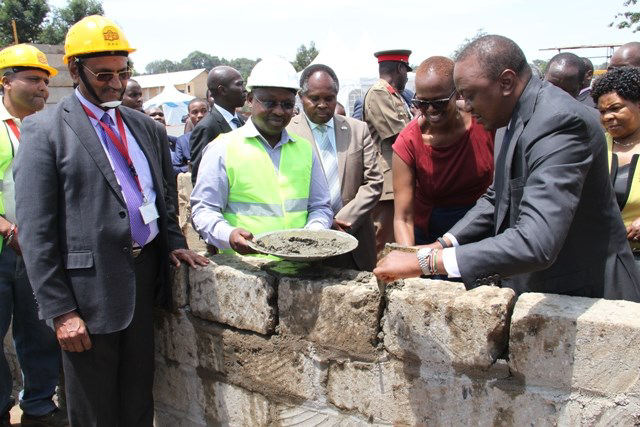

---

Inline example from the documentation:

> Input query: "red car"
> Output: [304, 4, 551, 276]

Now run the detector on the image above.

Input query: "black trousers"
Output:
[61, 240, 160, 427]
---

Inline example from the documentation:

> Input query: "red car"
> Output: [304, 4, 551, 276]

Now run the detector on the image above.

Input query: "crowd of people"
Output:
[1, 12, 640, 426]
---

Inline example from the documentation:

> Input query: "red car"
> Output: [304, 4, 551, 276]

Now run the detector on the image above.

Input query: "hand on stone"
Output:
[170, 248, 210, 267]
[229, 228, 256, 255]
[54, 311, 91, 352]
[373, 250, 422, 282]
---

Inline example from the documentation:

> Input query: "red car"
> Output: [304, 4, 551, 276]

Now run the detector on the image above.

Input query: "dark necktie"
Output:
[231, 117, 242, 128]
[99, 112, 151, 246]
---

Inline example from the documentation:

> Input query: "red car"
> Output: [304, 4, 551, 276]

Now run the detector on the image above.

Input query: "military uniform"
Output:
[363, 78, 411, 200]
[363, 49, 412, 253]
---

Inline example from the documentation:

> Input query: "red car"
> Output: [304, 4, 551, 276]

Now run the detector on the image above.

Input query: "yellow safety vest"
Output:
[607, 134, 640, 250]
[221, 132, 312, 254]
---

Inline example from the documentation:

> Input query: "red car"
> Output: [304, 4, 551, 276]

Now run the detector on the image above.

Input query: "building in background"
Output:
[135, 68, 207, 101]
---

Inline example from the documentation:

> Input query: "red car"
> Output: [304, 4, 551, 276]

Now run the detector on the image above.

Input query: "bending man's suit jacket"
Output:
[189, 107, 243, 184]
[287, 114, 383, 271]
[14, 95, 186, 334]
[448, 77, 640, 301]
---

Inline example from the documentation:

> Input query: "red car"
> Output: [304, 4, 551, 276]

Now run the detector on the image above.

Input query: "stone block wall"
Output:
[154, 255, 640, 426]
[33, 44, 74, 105]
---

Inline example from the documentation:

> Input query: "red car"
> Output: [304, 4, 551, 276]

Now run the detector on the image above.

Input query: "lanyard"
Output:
[81, 105, 144, 194]
[5, 119, 19, 140]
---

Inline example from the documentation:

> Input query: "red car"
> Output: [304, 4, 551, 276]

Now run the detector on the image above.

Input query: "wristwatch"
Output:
[416, 247, 433, 276]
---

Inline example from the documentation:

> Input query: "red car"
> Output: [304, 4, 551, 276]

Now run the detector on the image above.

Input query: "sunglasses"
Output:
[411, 90, 457, 110]
[253, 96, 295, 111]
[83, 66, 133, 82]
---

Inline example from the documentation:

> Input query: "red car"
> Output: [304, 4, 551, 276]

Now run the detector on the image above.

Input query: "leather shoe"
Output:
[21, 407, 69, 427]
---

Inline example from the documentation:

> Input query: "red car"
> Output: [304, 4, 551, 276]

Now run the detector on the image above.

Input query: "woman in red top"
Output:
[393, 56, 494, 245]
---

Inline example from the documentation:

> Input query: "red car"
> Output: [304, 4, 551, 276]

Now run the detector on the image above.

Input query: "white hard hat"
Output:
[246, 56, 300, 91]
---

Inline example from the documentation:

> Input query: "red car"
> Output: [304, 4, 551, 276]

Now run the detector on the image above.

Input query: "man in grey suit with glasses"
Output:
[375, 35, 640, 302]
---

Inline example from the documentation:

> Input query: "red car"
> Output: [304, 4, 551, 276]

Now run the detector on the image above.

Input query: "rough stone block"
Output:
[201, 381, 272, 426]
[154, 309, 198, 367]
[153, 360, 206, 424]
[185, 318, 328, 402]
[168, 263, 189, 309]
[383, 280, 515, 371]
[509, 293, 640, 395]
[189, 255, 276, 334]
[278, 269, 382, 357]
[274, 403, 390, 426]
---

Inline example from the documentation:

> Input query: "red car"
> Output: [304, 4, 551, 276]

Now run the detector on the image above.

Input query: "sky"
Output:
[50, 0, 637, 72]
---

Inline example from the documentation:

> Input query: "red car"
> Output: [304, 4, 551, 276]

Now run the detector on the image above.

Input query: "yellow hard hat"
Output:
[0, 44, 58, 77]
[63, 15, 135, 64]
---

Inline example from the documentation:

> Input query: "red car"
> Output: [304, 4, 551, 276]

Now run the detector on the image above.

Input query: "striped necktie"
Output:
[316, 124, 342, 213]
[99, 112, 150, 246]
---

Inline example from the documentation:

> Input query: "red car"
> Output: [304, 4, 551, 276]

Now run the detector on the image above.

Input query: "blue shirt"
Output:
[75, 89, 159, 244]
[172, 131, 191, 174]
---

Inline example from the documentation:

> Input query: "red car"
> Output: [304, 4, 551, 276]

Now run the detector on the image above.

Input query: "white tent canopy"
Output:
[303, 34, 415, 116]
[143, 85, 194, 126]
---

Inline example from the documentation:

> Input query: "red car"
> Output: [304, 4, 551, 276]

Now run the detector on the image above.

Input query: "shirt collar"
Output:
[305, 113, 334, 131]
[75, 88, 117, 123]
[579, 87, 591, 95]
[0, 96, 19, 123]
[214, 103, 238, 123]
[240, 117, 293, 148]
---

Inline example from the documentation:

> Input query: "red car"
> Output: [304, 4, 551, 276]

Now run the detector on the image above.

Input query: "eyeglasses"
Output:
[83, 66, 133, 82]
[411, 90, 457, 110]
[253, 96, 296, 111]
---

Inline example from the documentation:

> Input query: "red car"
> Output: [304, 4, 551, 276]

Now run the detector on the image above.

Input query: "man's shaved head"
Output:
[609, 42, 640, 70]
[207, 66, 240, 94]
[544, 52, 585, 98]
[456, 34, 529, 80]
[206, 65, 247, 110]
[416, 56, 454, 82]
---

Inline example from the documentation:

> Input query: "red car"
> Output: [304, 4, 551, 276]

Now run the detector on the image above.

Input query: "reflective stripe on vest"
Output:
[221, 132, 313, 254]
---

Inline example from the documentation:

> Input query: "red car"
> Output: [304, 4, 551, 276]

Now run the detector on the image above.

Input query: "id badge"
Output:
[139, 201, 159, 224]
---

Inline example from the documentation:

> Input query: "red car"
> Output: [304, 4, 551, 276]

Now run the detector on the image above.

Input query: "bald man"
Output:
[608, 42, 640, 70]
[544, 52, 585, 98]
[189, 66, 248, 183]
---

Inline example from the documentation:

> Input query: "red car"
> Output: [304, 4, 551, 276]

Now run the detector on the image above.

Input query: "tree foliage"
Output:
[611, 0, 640, 32]
[144, 51, 258, 80]
[0, 0, 103, 46]
[39, 0, 104, 44]
[0, 0, 50, 45]
[531, 59, 549, 76]
[451, 29, 488, 59]
[291, 42, 318, 72]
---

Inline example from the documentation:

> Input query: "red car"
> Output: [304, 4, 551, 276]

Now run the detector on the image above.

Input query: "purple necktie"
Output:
[99, 112, 150, 247]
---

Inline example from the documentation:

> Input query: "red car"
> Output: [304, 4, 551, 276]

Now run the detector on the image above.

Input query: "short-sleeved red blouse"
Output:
[392, 117, 494, 233]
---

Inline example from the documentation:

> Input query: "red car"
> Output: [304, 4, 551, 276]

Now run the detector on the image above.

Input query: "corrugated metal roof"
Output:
[134, 68, 206, 89]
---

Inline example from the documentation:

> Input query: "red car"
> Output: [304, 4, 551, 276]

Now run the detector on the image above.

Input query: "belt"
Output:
[132, 246, 143, 258]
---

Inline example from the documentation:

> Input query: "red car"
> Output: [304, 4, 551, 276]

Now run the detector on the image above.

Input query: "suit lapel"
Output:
[494, 76, 542, 231]
[62, 96, 125, 206]
[212, 106, 232, 132]
[333, 115, 350, 186]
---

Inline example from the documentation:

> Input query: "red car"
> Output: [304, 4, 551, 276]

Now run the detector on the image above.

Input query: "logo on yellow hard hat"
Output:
[37, 52, 48, 64]
[102, 26, 120, 42]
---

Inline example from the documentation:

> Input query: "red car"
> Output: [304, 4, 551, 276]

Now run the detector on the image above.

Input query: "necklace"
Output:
[613, 138, 639, 147]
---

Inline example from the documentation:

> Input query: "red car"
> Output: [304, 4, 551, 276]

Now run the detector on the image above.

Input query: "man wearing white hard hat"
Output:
[191, 56, 333, 254]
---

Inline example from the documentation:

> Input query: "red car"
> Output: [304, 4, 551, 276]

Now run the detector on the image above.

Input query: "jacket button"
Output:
[119, 211, 126, 218]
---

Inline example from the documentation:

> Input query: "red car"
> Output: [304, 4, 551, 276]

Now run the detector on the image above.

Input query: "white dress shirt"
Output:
[214, 103, 241, 129]
[75, 89, 159, 244]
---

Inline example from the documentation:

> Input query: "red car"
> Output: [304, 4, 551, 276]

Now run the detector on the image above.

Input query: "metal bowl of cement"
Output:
[247, 229, 358, 261]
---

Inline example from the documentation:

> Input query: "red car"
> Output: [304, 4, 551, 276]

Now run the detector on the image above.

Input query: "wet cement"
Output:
[253, 230, 356, 259]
